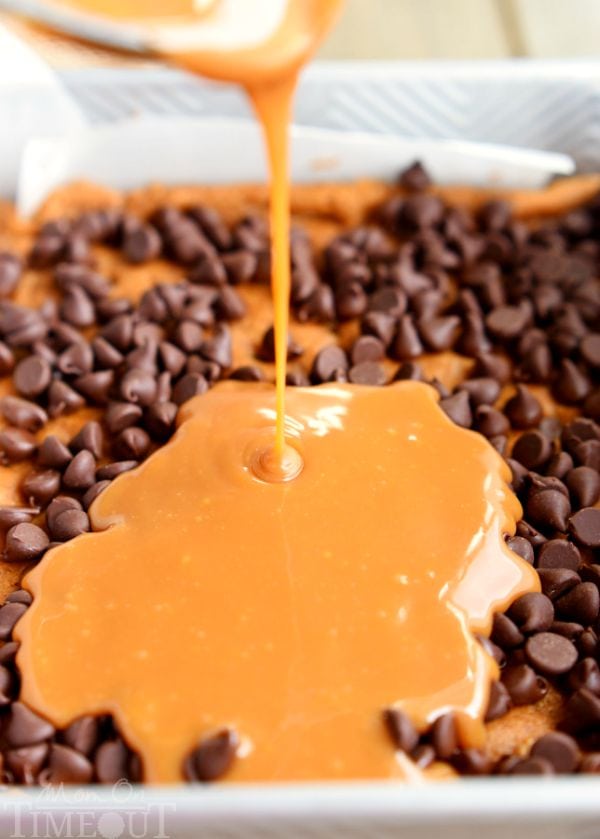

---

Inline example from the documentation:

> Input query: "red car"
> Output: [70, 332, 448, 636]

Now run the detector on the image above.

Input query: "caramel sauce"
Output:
[9, 0, 541, 782]
[16, 382, 536, 781]
[51, 0, 216, 20]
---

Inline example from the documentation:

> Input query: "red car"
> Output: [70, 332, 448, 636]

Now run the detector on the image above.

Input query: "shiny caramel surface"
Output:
[16, 381, 535, 782]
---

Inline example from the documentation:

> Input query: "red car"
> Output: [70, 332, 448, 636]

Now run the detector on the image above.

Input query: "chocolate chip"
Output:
[229, 366, 265, 383]
[563, 688, 600, 734]
[486, 305, 531, 340]
[569, 508, 600, 547]
[472, 352, 512, 384]
[537, 539, 581, 571]
[5, 744, 48, 785]
[568, 658, 600, 695]
[430, 713, 458, 760]
[440, 391, 472, 428]
[382, 708, 419, 753]
[119, 368, 157, 407]
[491, 612, 524, 649]
[57, 342, 94, 378]
[362, 311, 397, 347]
[581, 333, 600, 368]
[393, 361, 423, 383]
[0, 396, 47, 432]
[506, 535, 534, 565]
[114, 427, 151, 460]
[145, 401, 178, 440]
[552, 620, 584, 641]
[0, 341, 15, 375]
[310, 346, 348, 384]
[122, 222, 161, 264]
[553, 359, 591, 404]
[256, 326, 302, 363]
[60, 286, 95, 328]
[516, 519, 547, 548]
[485, 680, 512, 721]
[526, 489, 571, 532]
[13, 356, 51, 399]
[457, 312, 491, 357]
[350, 335, 385, 366]
[44, 743, 93, 784]
[215, 286, 246, 321]
[475, 405, 510, 438]
[74, 370, 114, 405]
[545, 451, 574, 480]
[509, 757, 554, 775]
[418, 316, 460, 352]
[401, 194, 444, 229]
[0, 506, 40, 530]
[502, 664, 548, 705]
[348, 361, 387, 386]
[578, 628, 598, 658]
[4, 522, 49, 562]
[29, 235, 64, 269]
[47, 380, 85, 417]
[572, 439, 600, 470]
[200, 324, 232, 368]
[451, 748, 493, 776]
[525, 632, 578, 676]
[82, 481, 110, 510]
[184, 729, 238, 782]
[528, 473, 569, 499]
[62, 715, 99, 756]
[51, 508, 90, 541]
[504, 385, 543, 429]
[69, 422, 103, 461]
[171, 373, 208, 406]
[369, 287, 407, 319]
[96, 461, 137, 481]
[538, 568, 581, 601]
[4, 702, 54, 747]
[0, 601, 27, 640]
[412, 289, 444, 320]
[0, 252, 22, 297]
[54, 263, 109, 299]
[222, 250, 257, 284]
[94, 739, 131, 783]
[512, 430, 552, 469]
[126, 339, 159, 375]
[21, 469, 61, 508]
[507, 592, 554, 633]
[555, 581, 600, 625]
[37, 436, 72, 471]
[92, 336, 123, 370]
[567, 467, 600, 510]
[399, 161, 431, 192]
[0, 641, 19, 665]
[391, 315, 424, 360]
[62, 450, 96, 490]
[506, 458, 528, 493]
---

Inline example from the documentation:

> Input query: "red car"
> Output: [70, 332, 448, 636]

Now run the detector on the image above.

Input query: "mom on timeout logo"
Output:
[3, 780, 176, 839]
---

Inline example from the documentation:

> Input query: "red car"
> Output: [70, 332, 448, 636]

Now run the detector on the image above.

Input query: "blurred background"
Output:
[322, 0, 600, 60]
[2, 0, 600, 64]
[2, 0, 600, 199]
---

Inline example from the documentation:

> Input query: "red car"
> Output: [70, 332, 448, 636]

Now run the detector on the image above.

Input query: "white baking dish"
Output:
[1, 54, 600, 838]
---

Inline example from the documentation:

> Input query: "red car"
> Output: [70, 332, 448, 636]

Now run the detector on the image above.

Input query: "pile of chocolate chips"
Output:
[0, 161, 597, 783]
